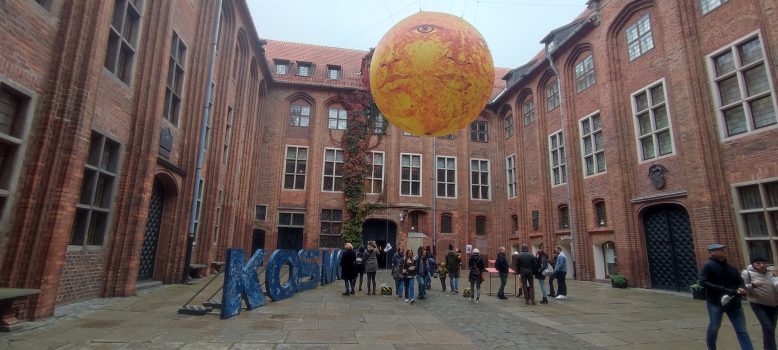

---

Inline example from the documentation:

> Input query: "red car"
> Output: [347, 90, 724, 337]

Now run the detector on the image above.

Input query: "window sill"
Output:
[587, 227, 613, 234]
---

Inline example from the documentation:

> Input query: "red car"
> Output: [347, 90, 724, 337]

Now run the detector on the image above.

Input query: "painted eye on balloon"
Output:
[415, 24, 435, 33]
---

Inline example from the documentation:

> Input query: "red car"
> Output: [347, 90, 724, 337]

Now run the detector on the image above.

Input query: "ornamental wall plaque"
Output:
[648, 164, 667, 189]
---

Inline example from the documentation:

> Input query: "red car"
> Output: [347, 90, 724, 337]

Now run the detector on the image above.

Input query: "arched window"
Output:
[290, 101, 311, 127]
[521, 96, 535, 125]
[594, 200, 607, 227]
[511, 215, 519, 234]
[558, 204, 570, 229]
[475, 216, 487, 235]
[441, 213, 453, 233]
[504, 114, 514, 138]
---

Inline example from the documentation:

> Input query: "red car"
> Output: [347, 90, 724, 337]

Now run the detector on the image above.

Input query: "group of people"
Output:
[494, 244, 568, 304]
[701, 243, 778, 350]
[339, 241, 380, 295]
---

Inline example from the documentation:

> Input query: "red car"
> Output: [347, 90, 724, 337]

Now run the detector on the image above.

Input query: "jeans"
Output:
[521, 273, 535, 302]
[706, 301, 753, 350]
[440, 277, 447, 291]
[416, 275, 427, 298]
[344, 278, 355, 293]
[426, 273, 432, 289]
[403, 278, 415, 300]
[538, 277, 547, 298]
[750, 303, 777, 350]
[498, 272, 508, 296]
[394, 278, 403, 296]
[469, 281, 482, 299]
[450, 272, 460, 291]
[366, 272, 377, 293]
[555, 271, 567, 296]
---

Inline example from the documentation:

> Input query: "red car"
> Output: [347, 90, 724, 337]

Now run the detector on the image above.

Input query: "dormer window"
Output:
[328, 66, 341, 80]
[275, 61, 289, 75]
[297, 63, 312, 77]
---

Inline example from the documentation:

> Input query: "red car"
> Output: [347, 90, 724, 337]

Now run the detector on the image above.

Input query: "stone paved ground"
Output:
[0, 270, 766, 349]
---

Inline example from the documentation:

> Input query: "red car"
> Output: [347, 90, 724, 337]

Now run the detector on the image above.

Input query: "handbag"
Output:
[542, 262, 554, 277]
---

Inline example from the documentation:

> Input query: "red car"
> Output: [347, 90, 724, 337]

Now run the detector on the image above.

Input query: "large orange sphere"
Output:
[370, 12, 494, 136]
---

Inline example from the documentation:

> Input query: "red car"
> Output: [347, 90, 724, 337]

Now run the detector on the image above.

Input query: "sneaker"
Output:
[475, 297, 479, 303]
[555, 295, 566, 300]
[721, 294, 733, 306]
[410, 299, 415, 304]
[404, 299, 409, 302]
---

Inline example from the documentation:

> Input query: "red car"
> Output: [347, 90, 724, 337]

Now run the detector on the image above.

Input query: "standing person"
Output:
[742, 255, 777, 350]
[512, 251, 522, 297]
[548, 249, 558, 297]
[416, 249, 429, 300]
[700, 243, 753, 350]
[535, 249, 550, 304]
[391, 247, 405, 298]
[468, 248, 485, 303]
[355, 246, 365, 292]
[364, 241, 379, 295]
[403, 249, 417, 304]
[516, 244, 537, 305]
[554, 246, 568, 300]
[446, 245, 461, 293]
[495, 247, 509, 300]
[340, 243, 357, 296]
[437, 262, 448, 291]
[426, 246, 435, 290]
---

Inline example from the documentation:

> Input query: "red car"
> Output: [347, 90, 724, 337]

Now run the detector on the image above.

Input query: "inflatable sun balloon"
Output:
[370, 11, 495, 136]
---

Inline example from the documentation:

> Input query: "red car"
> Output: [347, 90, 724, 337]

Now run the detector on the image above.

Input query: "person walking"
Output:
[516, 244, 537, 305]
[364, 241, 379, 295]
[495, 247, 509, 300]
[742, 254, 777, 350]
[700, 243, 753, 350]
[536, 249, 551, 304]
[391, 247, 405, 298]
[468, 248, 485, 303]
[446, 245, 461, 293]
[437, 262, 448, 291]
[340, 243, 357, 295]
[355, 246, 365, 292]
[554, 246, 568, 300]
[403, 249, 417, 304]
[416, 249, 429, 300]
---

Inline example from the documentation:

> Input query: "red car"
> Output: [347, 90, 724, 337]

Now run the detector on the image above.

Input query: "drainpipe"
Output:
[431, 137, 437, 257]
[183, 0, 222, 283]
[545, 45, 577, 280]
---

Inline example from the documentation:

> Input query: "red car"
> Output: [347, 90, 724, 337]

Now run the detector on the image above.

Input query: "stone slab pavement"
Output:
[0, 270, 768, 349]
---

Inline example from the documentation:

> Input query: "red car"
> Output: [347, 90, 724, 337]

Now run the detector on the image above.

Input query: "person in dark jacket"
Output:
[355, 246, 366, 292]
[446, 245, 462, 293]
[416, 249, 429, 300]
[515, 244, 537, 305]
[340, 243, 357, 295]
[536, 249, 550, 304]
[468, 248, 485, 303]
[495, 247, 510, 300]
[700, 243, 753, 350]
[364, 241, 379, 295]
[391, 247, 405, 297]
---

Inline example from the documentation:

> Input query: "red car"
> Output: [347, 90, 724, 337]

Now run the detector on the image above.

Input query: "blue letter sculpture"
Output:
[297, 249, 320, 292]
[220, 248, 265, 319]
[265, 249, 299, 301]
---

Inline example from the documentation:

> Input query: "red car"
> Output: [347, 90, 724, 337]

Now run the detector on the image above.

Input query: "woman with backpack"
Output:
[468, 248, 485, 303]
[536, 249, 551, 304]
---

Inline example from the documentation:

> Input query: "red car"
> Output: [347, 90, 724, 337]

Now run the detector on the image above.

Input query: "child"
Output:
[437, 262, 448, 292]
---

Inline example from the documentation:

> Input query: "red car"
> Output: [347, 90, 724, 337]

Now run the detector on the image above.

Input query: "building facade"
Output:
[1, 0, 777, 323]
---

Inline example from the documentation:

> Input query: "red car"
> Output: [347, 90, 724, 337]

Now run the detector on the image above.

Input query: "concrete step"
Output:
[135, 280, 163, 292]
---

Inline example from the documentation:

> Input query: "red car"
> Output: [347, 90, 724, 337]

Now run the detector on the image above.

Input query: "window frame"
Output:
[322, 148, 344, 192]
[103, 0, 143, 85]
[626, 13, 655, 61]
[548, 129, 567, 186]
[700, 0, 728, 15]
[278, 212, 305, 228]
[282, 145, 308, 190]
[275, 61, 289, 75]
[732, 177, 778, 265]
[290, 102, 311, 127]
[163, 32, 187, 126]
[503, 114, 514, 139]
[475, 216, 487, 236]
[521, 96, 535, 125]
[470, 120, 489, 143]
[594, 200, 607, 227]
[574, 54, 596, 93]
[365, 151, 385, 194]
[579, 111, 606, 178]
[0, 81, 35, 235]
[297, 62, 312, 77]
[255, 204, 268, 221]
[558, 204, 570, 230]
[506, 154, 517, 198]
[320, 208, 344, 248]
[436, 156, 457, 199]
[706, 31, 778, 140]
[400, 153, 422, 197]
[631, 78, 675, 163]
[470, 158, 491, 201]
[546, 80, 560, 112]
[327, 107, 347, 130]
[327, 66, 341, 80]
[441, 213, 453, 234]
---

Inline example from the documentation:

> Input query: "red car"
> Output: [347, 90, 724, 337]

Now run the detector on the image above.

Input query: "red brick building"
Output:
[1, 0, 777, 323]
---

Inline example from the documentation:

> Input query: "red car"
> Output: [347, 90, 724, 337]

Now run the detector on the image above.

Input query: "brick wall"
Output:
[56, 250, 107, 303]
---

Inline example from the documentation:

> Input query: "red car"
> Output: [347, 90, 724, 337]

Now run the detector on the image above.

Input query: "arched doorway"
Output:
[138, 180, 165, 281]
[362, 219, 397, 268]
[643, 204, 698, 291]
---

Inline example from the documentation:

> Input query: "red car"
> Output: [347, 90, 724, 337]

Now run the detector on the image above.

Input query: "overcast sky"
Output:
[246, 0, 588, 68]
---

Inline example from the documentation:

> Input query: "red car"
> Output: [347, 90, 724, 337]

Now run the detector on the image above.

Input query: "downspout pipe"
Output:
[183, 0, 223, 283]
[545, 45, 577, 280]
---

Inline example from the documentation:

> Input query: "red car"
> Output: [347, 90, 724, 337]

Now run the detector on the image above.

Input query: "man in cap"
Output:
[699, 243, 753, 350]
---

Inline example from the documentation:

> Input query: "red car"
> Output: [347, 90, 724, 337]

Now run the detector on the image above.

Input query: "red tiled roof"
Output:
[264, 40, 512, 96]
[264, 40, 368, 89]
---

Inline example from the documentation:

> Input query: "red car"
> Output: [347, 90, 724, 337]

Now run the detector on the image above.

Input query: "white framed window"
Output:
[163, 32, 187, 125]
[365, 151, 384, 194]
[328, 66, 341, 80]
[275, 62, 288, 75]
[0, 83, 33, 232]
[522, 97, 535, 125]
[575, 55, 595, 93]
[255, 204, 267, 221]
[700, 0, 727, 14]
[580, 111, 606, 177]
[734, 179, 778, 264]
[546, 80, 560, 111]
[322, 148, 344, 192]
[626, 14, 654, 61]
[707, 33, 777, 139]
[70, 131, 122, 247]
[400, 153, 422, 196]
[504, 114, 514, 139]
[283, 146, 307, 190]
[506, 154, 517, 198]
[470, 121, 488, 142]
[297, 63, 311, 77]
[549, 130, 566, 186]
[290, 103, 311, 127]
[436, 156, 457, 198]
[328, 107, 347, 130]
[470, 159, 491, 200]
[104, 0, 143, 84]
[632, 79, 674, 162]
